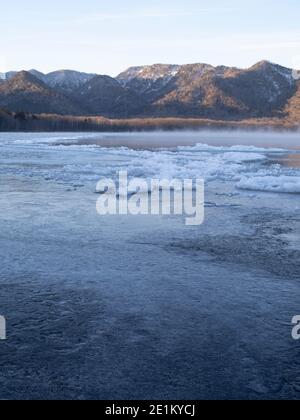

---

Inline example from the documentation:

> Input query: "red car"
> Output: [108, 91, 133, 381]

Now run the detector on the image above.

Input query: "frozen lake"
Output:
[0, 131, 300, 400]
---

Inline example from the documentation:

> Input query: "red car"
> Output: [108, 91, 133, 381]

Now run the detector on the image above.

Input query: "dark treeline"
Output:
[0, 108, 298, 133]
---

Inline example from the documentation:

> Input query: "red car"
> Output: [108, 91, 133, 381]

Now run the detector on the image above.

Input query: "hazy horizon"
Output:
[1, 0, 300, 76]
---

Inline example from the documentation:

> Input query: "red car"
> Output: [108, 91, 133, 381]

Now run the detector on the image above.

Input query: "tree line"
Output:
[0, 108, 297, 132]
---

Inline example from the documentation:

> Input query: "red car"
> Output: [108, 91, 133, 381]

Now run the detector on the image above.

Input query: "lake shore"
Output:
[1, 109, 299, 133]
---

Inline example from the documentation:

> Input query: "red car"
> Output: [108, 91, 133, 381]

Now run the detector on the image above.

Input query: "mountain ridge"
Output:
[0, 71, 83, 115]
[0, 61, 299, 122]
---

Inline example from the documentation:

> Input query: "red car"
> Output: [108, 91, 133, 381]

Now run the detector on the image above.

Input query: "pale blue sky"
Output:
[1, 0, 300, 75]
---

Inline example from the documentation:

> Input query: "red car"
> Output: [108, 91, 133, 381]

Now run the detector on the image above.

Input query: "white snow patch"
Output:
[237, 176, 300, 194]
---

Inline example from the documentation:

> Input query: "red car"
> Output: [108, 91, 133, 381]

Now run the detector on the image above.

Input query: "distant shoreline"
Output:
[0, 112, 299, 133]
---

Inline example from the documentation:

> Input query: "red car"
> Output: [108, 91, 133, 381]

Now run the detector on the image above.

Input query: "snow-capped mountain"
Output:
[43, 70, 96, 93]
[0, 70, 96, 93]
[0, 71, 82, 115]
[0, 61, 298, 120]
[117, 64, 180, 101]
[117, 61, 296, 119]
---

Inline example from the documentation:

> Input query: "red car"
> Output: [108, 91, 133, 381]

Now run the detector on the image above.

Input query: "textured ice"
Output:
[0, 133, 299, 196]
[237, 175, 300, 194]
[0, 131, 300, 400]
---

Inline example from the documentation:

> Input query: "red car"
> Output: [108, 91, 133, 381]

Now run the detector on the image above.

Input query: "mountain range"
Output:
[0, 61, 299, 122]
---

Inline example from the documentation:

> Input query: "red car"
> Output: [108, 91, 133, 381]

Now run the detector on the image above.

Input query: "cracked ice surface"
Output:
[0, 131, 300, 400]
